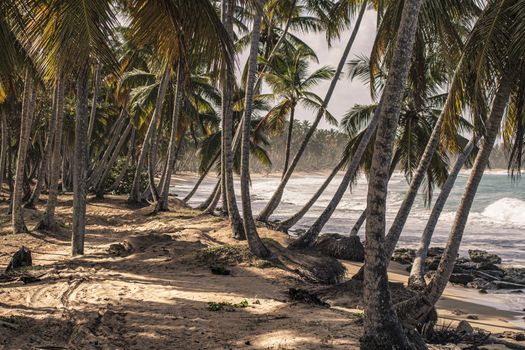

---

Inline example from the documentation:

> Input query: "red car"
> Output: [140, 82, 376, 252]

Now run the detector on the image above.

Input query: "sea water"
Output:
[176, 171, 525, 267]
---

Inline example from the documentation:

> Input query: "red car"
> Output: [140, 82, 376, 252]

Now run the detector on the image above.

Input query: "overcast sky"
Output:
[239, 10, 378, 130]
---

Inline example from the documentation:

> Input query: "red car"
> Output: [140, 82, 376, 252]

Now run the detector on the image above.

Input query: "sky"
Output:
[239, 10, 378, 130]
[295, 10, 377, 129]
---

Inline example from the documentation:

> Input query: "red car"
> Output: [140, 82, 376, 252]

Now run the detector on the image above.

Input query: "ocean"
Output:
[175, 171, 525, 268]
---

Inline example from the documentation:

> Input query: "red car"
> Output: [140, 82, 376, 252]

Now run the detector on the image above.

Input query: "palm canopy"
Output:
[24, 0, 119, 80]
[257, 44, 336, 132]
[125, 0, 234, 80]
[0, 0, 33, 102]
[342, 53, 474, 203]
[236, 0, 332, 60]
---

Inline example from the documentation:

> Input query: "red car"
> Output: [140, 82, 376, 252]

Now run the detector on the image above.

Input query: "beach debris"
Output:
[108, 233, 172, 256]
[425, 321, 491, 347]
[393, 247, 525, 292]
[456, 320, 474, 335]
[449, 274, 474, 286]
[468, 249, 502, 265]
[108, 243, 130, 257]
[287, 287, 329, 307]
[5, 246, 32, 273]
[392, 248, 416, 265]
[313, 233, 364, 262]
[207, 300, 249, 312]
[123, 233, 172, 253]
[491, 280, 525, 290]
[466, 315, 479, 320]
[197, 244, 254, 266]
[19, 275, 42, 284]
[210, 265, 231, 275]
[495, 331, 525, 341]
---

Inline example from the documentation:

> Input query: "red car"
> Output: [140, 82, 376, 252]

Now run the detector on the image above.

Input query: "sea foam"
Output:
[481, 197, 525, 227]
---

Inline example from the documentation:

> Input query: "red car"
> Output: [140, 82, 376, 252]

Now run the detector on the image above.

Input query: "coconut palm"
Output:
[360, 0, 424, 346]
[259, 45, 335, 176]
[408, 135, 477, 288]
[399, 0, 525, 324]
[256, 0, 368, 222]
[240, 0, 272, 259]
[12, 70, 36, 234]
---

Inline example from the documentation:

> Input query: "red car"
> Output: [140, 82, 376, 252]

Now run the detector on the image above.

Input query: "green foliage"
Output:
[252, 259, 273, 269]
[197, 244, 255, 266]
[207, 300, 249, 312]
[104, 157, 147, 195]
[13, 265, 48, 272]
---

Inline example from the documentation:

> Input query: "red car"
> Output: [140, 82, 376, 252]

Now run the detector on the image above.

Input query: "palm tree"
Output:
[360, 0, 424, 347]
[259, 44, 335, 176]
[128, 65, 170, 204]
[0, 108, 7, 191]
[399, 0, 524, 324]
[221, 0, 245, 239]
[35, 74, 65, 231]
[12, 70, 36, 234]
[155, 61, 185, 212]
[240, 0, 272, 259]
[282, 53, 454, 235]
[126, 0, 233, 208]
[408, 136, 477, 288]
[256, 0, 368, 222]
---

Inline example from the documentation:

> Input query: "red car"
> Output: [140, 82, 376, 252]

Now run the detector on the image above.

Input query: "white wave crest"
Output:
[481, 197, 525, 227]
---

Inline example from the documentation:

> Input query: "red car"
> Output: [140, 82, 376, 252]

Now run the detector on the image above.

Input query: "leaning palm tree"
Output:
[256, 0, 368, 222]
[399, 0, 525, 325]
[240, 0, 272, 259]
[126, 0, 233, 210]
[258, 44, 335, 177]
[360, 0, 425, 347]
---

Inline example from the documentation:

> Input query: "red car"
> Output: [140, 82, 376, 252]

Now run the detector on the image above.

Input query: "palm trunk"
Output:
[71, 65, 90, 256]
[25, 83, 60, 209]
[221, 0, 245, 239]
[87, 63, 101, 154]
[289, 116, 380, 249]
[408, 137, 476, 288]
[156, 62, 184, 212]
[147, 116, 161, 202]
[257, 0, 368, 222]
[203, 178, 222, 214]
[419, 72, 514, 314]
[129, 65, 170, 204]
[199, 178, 220, 211]
[382, 64, 468, 262]
[240, 0, 271, 259]
[0, 108, 8, 192]
[277, 155, 346, 231]
[350, 150, 401, 236]
[360, 0, 423, 348]
[36, 74, 65, 231]
[184, 151, 219, 202]
[108, 129, 135, 192]
[12, 70, 36, 234]
[94, 122, 132, 198]
[89, 110, 126, 187]
[282, 106, 295, 178]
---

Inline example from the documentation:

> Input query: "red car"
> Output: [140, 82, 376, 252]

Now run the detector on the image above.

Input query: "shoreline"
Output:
[0, 194, 524, 349]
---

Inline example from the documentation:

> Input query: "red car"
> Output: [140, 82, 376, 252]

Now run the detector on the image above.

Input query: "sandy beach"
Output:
[0, 192, 523, 349]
